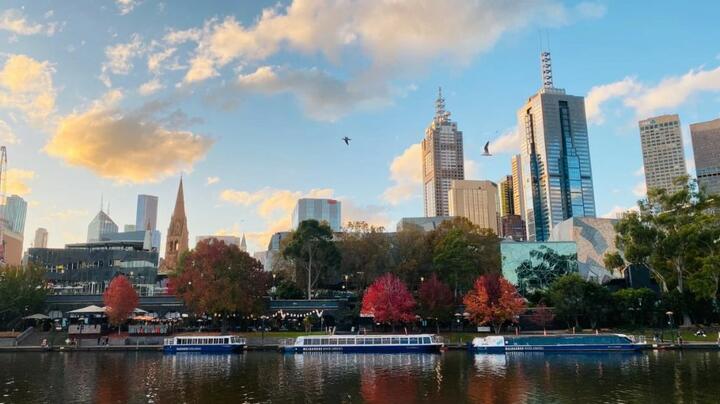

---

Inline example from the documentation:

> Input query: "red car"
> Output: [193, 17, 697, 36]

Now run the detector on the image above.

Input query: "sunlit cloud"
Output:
[0, 54, 57, 124]
[5, 168, 35, 196]
[382, 143, 422, 205]
[0, 8, 60, 36]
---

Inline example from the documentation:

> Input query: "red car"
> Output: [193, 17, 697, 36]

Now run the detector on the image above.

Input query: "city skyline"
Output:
[2, 1, 719, 253]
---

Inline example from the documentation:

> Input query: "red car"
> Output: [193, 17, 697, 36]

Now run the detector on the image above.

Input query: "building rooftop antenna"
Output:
[541, 51, 553, 89]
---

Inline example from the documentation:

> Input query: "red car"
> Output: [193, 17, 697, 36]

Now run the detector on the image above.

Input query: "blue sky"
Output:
[2, 0, 719, 253]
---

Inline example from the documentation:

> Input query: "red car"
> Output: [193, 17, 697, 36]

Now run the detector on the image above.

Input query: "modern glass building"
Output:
[690, 118, 720, 196]
[518, 52, 596, 241]
[135, 194, 159, 231]
[86, 210, 118, 242]
[501, 240, 578, 296]
[3, 194, 27, 235]
[292, 198, 342, 232]
[422, 88, 464, 217]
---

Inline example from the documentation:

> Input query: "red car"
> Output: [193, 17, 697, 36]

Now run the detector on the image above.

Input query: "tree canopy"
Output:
[418, 274, 454, 332]
[463, 274, 525, 334]
[103, 275, 139, 328]
[361, 273, 416, 330]
[0, 265, 47, 330]
[283, 219, 340, 300]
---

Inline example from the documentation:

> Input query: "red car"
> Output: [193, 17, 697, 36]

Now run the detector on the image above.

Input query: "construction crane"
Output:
[0, 146, 7, 265]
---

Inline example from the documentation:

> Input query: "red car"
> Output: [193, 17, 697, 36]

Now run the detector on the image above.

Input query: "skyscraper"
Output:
[690, 118, 720, 196]
[639, 114, 688, 195]
[498, 175, 514, 217]
[3, 195, 27, 235]
[292, 198, 342, 232]
[448, 180, 499, 235]
[511, 154, 524, 218]
[34, 227, 48, 248]
[135, 194, 159, 231]
[518, 52, 596, 241]
[160, 178, 189, 275]
[87, 209, 118, 242]
[422, 88, 464, 217]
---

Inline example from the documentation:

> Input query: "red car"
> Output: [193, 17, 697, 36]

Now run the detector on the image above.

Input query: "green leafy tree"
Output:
[432, 217, 500, 297]
[583, 281, 613, 330]
[0, 265, 47, 330]
[612, 288, 657, 327]
[283, 220, 340, 300]
[548, 274, 587, 330]
[339, 221, 392, 283]
[388, 225, 433, 286]
[610, 177, 720, 325]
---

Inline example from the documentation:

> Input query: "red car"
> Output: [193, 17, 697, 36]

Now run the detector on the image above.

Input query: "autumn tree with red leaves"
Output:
[530, 303, 555, 335]
[464, 274, 525, 334]
[361, 273, 416, 331]
[103, 275, 139, 333]
[418, 274, 454, 333]
[171, 238, 269, 331]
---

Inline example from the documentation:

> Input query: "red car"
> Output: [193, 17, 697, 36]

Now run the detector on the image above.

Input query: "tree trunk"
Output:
[307, 244, 313, 301]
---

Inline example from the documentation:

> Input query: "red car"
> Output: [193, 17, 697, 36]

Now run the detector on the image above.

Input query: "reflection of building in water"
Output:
[473, 354, 507, 375]
[292, 353, 438, 371]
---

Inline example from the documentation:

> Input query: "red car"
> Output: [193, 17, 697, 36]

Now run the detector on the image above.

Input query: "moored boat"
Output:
[163, 335, 246, 354]
[471, 334, 647, 353]
[281, 334, 443, 354]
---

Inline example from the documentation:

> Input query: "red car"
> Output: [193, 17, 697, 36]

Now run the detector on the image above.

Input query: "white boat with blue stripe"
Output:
[282, 334, 443, 354]
[163, 335, 246, 354]
[471, 334, 647, 353]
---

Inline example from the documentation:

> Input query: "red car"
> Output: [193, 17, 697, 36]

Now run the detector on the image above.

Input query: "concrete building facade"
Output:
[690, 118, 720, 196]
[34, 227, 48, 248]
[639, 114, 688, 194]
[448, 180, 499, 235]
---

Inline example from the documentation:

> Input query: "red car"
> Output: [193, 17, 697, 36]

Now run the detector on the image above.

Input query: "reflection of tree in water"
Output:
[94, 354, 130, 404]
[467, 355, 528, 402]
[360, 366, 418, 404]
[515, 246, 578, 295]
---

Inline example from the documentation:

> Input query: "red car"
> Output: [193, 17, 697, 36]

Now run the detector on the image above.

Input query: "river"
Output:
[1, 350, 719, 403]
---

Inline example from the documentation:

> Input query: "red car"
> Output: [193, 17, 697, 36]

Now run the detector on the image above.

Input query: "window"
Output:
[381, 338, 391, 344]
[373, 338, 381, 345]
[400, 338, 408, 344]
[423, 337, 431, 344]
[409, 338, 418, 344]
[391, 338, 400, 344]
[320, 338, 329, 345]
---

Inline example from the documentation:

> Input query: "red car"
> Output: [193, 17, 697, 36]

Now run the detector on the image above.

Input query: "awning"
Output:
[23, 313, 50, 320]
[68, 305, 106, 314]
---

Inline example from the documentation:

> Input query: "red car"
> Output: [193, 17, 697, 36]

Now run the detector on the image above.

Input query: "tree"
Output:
[283, 220, 340, 300]
[339, 221, 392, 283]
[172, 238, 269, 330]
[432, 218, 501, 297]
[361, 273, 416, 331]
[103, 275, 139, 333]
[611, 177, 720, 325]
[463, 274, 525, 334]
[612, 288, 657, 327]
[389, 225, 433, 286]
[583, 281, 613, 330]
[418, 274, 454, 333]
[548, 274, 586, 330]
[529, 303, 554, 335]
[0, 265, 47, 330]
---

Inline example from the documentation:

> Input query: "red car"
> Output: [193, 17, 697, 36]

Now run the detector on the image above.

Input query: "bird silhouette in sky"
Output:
[482, 141, 492, 156]
[342, 136, 351, 146]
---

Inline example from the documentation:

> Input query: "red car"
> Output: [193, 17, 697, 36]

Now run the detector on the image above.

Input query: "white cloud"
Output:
[382, 143, 422, 205]
[585, 77, 641, 124]
[206, 176, 220, 185]
[100, 34, 144, 87]
[5, 168, 35, 196]
[0, 9, 59, 36]
[45, 92, 213, 183]
[574, 2, 607, 19]
[464, 159, 481, 180]
[601, 205, 638, 219]
[0, 120, 18, 144]
[116, 0, 140, 15]
[490, 127, 520, 154]
[138, 78, 163, 95]
[632, 181, 647, 197]
[634, 166, 644, 177]
[587, 64, 720, 122]
[0, 54, 57, 124]
[147, 47, 176, 73]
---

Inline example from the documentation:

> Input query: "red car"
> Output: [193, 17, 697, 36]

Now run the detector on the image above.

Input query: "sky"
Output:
[2, 0, 720, 254]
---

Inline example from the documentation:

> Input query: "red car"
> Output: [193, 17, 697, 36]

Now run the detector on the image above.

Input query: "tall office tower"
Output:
[638, 114, 688, 195]
[292, 198, 342, 232]
[136, 194, 159, 231]
[690, 118, 720, 196]
[511, 154, 524, 218]
[422, 88, 465, 217]
[33, 227, 48, 248]
[160, 178, 189, 275]
[498, 175, 514, 217]
[3, 195, 27, 235]
[518, 52, 596, 241]
[448, 180, 500, 235]
[87, 209, 118, 242]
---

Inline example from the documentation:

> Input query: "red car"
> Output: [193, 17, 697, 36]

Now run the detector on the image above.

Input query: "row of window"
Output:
[174, 337, 241, 345]
[302, 337, 433, 346]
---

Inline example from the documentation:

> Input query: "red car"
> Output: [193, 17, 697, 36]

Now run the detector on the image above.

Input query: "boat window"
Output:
[373, 338, 381, 344]
[391, 338, 400, 344]
[304, 339, 311, 345]
[329, 339, 337, 345]
[381, 338, 390, 344]
[320, 338, 329, 345]
[423, 337, 431, 344]
[400, 338, 408, 344]
[347, 338, 355, 345]
[338, 338, 346, 345]
[358, 338, 366, 345]
[409, 337, 418, 344]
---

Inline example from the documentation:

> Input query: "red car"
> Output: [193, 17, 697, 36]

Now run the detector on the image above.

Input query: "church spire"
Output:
[160, 177, 189, 275]
[173, 177, 185, 219]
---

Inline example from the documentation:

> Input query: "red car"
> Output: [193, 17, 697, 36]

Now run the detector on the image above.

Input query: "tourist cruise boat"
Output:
[471, 334, 647, 353]
[281, 334, 443, 353]
[163, 335, 246, 354]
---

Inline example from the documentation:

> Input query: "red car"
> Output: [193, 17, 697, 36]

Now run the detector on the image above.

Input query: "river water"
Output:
[1, 350, 719, 403]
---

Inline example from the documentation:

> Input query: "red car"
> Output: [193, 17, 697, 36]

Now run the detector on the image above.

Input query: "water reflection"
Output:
[0, 351, 719, 403]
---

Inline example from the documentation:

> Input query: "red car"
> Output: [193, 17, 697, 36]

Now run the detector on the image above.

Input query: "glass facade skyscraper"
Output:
[422, 88, 464, 217]
[3, 195, 27, 235]
[135, 194, 159, 231]
[87, 210, 118, 242]
[518, 53, 596, 241]
[292, 198, 342, 232]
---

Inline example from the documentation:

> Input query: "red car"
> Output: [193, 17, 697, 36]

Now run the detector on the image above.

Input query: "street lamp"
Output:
[666, 311, 675, 344]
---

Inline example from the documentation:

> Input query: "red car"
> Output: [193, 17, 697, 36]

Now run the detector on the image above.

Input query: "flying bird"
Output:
[482, 141, 492, 156]
[342, 136, 351, 146]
